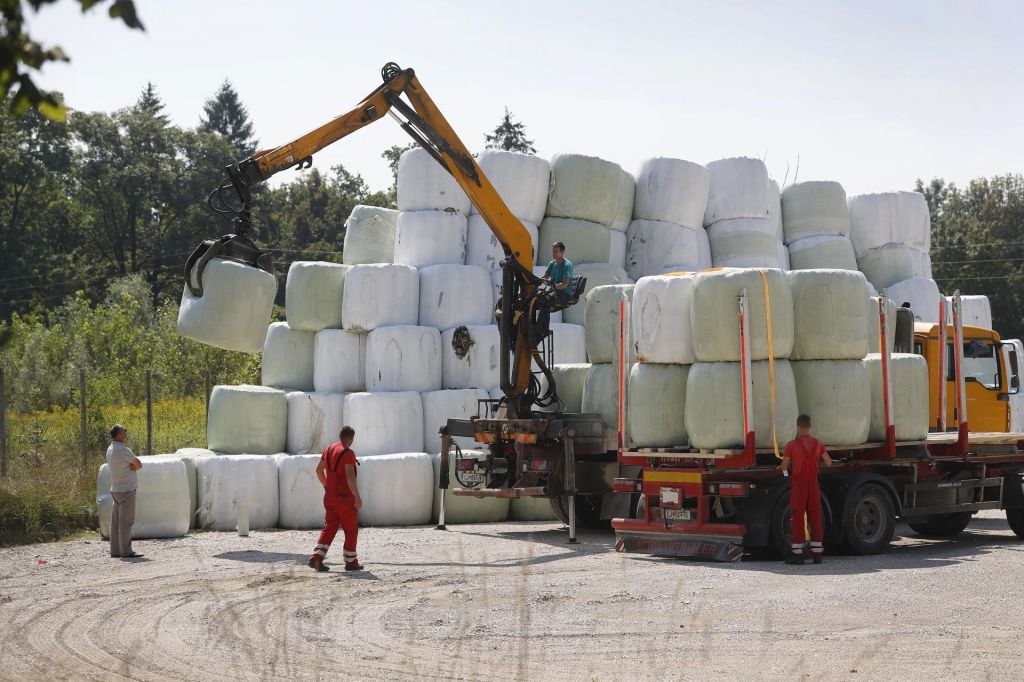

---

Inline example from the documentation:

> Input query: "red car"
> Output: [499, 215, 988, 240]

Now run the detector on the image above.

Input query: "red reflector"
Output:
[529, 459, 548, 472]
[458, 459, 476, 470]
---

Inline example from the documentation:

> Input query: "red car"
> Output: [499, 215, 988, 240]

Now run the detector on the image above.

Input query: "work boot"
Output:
[307, 558, 329, 572]
[344, 561, 364, 572]
[784, 553, 804, 565]
[812, 554, 824, 565]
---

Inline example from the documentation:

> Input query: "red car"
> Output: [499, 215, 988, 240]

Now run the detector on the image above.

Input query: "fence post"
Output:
[79, 367, 87, 475]
[205, 369, 211, 423]
[0, 366, 7, 479]
[146, 368, 154, 456]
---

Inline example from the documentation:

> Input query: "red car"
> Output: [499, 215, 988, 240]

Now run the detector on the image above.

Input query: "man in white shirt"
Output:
[106, 424, 143, 559]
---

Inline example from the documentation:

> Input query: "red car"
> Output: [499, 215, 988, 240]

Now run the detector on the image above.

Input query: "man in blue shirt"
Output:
[543, 241, 573, 294]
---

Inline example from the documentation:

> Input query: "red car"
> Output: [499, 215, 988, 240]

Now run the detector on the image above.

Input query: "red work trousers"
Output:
[789, 478, 824, 556]
[311, 495, 358, 565]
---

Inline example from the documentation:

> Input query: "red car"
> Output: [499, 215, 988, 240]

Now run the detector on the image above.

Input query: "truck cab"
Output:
[914, 323, 1021, 432]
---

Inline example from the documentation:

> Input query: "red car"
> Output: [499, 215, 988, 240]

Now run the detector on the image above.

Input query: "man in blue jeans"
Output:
[542, 241, 573, 296]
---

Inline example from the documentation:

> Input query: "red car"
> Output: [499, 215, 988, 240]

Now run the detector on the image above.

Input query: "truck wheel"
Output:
[769, 493, 795, 558]
[907, 512, 973, 538]
[842, 483, 896, 555]
[549, 494, 606, 529]
[1006, 508, 1024, 538]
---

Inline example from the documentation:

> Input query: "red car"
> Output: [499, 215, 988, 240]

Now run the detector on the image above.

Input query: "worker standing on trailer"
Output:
[779, 415, 832, 565]
[542, 241, 573, 297]
[309, 426, 363, 572]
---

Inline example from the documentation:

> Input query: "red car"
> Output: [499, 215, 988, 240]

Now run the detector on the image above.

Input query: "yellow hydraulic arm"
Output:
[190, 63, 564, 416]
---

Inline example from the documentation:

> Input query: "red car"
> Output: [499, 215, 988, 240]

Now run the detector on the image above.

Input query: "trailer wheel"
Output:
[549, 494, 606, 529]
[1006, 508, 1024, 538]
[907, 512, 973, 538]
[842, 483, 896, 555]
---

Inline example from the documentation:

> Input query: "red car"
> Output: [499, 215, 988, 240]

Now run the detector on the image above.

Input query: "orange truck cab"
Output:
[914, 323, 1022, 432]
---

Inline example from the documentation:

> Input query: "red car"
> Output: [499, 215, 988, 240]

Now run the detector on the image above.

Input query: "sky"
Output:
[25, 0, 1024, 196]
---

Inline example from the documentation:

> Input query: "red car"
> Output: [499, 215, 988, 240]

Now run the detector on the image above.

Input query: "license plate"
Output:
[663, 508, 692, 522]
[460, 472, 485, 484]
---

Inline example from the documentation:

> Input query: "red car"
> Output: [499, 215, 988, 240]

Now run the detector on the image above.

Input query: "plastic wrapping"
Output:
[545, 153, 623, 226]
[707, 218, 784, 268]
[561, 264, 632, 326]
[703, 157, 772, 225]
[787, 234, 858, 271]
[421, 388, 489, 453]
[441, 324, 501, 390]
[791, 360, 871, 445]
[633, 157, 710, 228]
[286, 391, 346, 455]
[856, 243, 916, 291]
[313, 329, 367, 393]
[284, 261, 349, 332]
[196, 455, 280, 531]
[397, 147, 471, 213]
[394, 210, 468, 267]
[417, 264, 494, 330]
[342, 264, 419, 332]
[365, 325, 442, 392]
[208, 384, 287, 454]
[584, 284, 634, 363]
[466, 214, 538, 273]
[633, 274, 697, 365]
[886, 278, 942, 323]
[358, 453, 435, 526]
[780, 181, 851, 244]
[472, 150, 550, 225]
[342, 391, 424, 457]
[627, 363, 689, 447]
[177, 258, 277, 353]
[609, 168, 637, 232]
[787, 269, 871, 360]
[625, 220, 704, 280]
[96, 458, 190, 539]
[848, 191, 931, 255]
[537, 217, 612, 266]
[277, 454, 326, 529]
[343, 205, 398, 265]
[261, 322, 315, 392]
[864, 353, 929, 441]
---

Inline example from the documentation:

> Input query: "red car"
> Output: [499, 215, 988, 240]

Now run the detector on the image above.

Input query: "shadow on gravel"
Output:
[214, 550, 309, 565]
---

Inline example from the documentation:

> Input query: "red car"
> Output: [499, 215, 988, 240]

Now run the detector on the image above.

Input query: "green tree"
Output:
[0, 0, 143, 120]
[484, 107, 535, 154]
[200, 79, 256, 157]
[917, 174, 1024, 341]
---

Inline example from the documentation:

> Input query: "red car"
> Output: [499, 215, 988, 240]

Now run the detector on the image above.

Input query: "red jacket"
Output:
[784, 435, 827, 482]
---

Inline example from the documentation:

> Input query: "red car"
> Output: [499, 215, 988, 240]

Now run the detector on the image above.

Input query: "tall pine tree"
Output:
[484, 108, 535, 154]
[201, 79, 257, 157]
[135, 82, 167, 122]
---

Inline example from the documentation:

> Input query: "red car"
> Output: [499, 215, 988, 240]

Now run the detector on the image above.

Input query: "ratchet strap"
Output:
[756, 269, 782, 460]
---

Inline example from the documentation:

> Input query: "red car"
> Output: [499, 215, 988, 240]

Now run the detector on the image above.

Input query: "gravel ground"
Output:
[1, 510, 1023, 681]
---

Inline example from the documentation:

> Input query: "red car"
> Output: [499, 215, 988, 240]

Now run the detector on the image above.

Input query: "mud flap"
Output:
[614, 531, 744, 562]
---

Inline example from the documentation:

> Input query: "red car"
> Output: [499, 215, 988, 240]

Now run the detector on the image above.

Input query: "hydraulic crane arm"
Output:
[187, 62, 576, 417]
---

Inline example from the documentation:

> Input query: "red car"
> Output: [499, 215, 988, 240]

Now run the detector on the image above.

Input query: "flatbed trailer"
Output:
[611, 289, 1024, 561]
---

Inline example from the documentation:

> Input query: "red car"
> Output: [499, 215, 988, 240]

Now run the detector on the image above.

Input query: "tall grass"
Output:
[0, 396, 206, 545]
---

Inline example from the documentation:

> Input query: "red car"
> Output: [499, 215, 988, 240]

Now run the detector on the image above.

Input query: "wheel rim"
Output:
[853, 495, 886, 544]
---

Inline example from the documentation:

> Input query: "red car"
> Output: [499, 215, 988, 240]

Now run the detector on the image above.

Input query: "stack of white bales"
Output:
[685, 268, 798, 449]
[949, 294, 992, 329]
[625, 157, 711, 280]
[542, 153, 634, 325]
[580, 283, 635, 449]
[704, 158, 786, 269]
[782, 181, 859, 271]
[849, 191, 939, 321]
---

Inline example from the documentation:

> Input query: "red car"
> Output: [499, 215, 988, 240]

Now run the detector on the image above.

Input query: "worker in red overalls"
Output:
[308, 425, 363, 572]
[779, 414, 832, 565]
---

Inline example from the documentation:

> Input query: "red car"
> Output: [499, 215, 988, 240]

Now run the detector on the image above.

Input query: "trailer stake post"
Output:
[879, 294, 896, 457]
[564, 431, 578, 544]
[436, 430, 452, 530]
[951, 291, 969, 453]
[937, 298, 948, 432]
[738, 290, 755, 458]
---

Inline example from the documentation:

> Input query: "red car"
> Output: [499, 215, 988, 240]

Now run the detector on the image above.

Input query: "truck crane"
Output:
[186, 63, 614, 539]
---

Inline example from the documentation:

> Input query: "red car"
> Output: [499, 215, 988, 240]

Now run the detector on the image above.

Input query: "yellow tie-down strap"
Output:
[756, 269, 781, 460]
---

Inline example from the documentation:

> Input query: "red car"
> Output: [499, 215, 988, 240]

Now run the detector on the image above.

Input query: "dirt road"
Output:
[2, 511, 1023, 681]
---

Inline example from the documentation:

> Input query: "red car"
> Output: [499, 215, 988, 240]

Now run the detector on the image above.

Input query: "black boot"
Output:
[784, 553, 804, 565]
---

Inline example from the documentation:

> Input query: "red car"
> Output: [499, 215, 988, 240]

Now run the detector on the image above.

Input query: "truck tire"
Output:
[907, 512, 973, 538]
[842, 483, 896, 555]
[549, 494, 606, 529]
[1006, 508, 1024, 538]
[769, 493, 795, 558]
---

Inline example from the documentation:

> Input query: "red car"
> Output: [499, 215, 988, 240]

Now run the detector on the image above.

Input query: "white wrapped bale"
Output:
[791, 360, 871, 445]
[787, 234, 858, 271]
[343, 205, 398, 265]
[582, 363, 619, 430]
[633, 274, 696, 365]
[277, 454, 325, 529]
[286, 391, 345, 455]
[313, 329, 367, 393]
[708, 218, 783, 268]
[537, 217, 612, 266]
[562, 264, 632, 325]
[777, 241, 790, 270]
[690, 268, 795, 362]
[358, 452, 434, 526]
[196, 455, 280, 531]
[546, 153, 622, 226]
[172, 448, 215, 528]
[418, 264, 494, 330]
[696, 225, 712, 270]
[864, 353, 929, 441]
[769, 179, 783, 240]
[867, 296, 898, 354]
[285, 261, 349, 332]
[886, 278, 942, 323]
[466, 214, 538, 273]
[394, 210, 468, 267]
[397, 147, 471, 214]
[537, 363, 591, 413]
[342, 392, 424, 456]
[261, 322, 315, 391]
[609, 168, 636, 232]
[633, 157, 710, 228]
[432, 451, 509, 524]
[365, 325, 442, 392]
[177, 258, 277, 353]
[422, 388, 489, 453]
[910, 248, 932, 279]
[472, 150, 550, 225]
[703, 157, 772, 225]
[780, 181, 851, 244]
[96, 458, 190, 539]
[441, 324, 501, 390]
[856, 243, 915, 291]
[548, 323, 588, 365]
[787, 269, 870, 361]
[625, 220, 703, 280]
[627, 363, 688, 447]
[609, 230, 626, 268]
[848, 191, 931, 256]
[509, 496, 558, 521]
[208, 385, 287, 454]
[342, 264, 419, 332]
[952, 295, 992, 329]
[685, 360, 798, 450]
[584, 284, 634, 363]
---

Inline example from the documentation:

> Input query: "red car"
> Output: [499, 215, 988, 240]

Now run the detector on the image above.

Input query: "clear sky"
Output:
[25, 0, 1024, 196]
